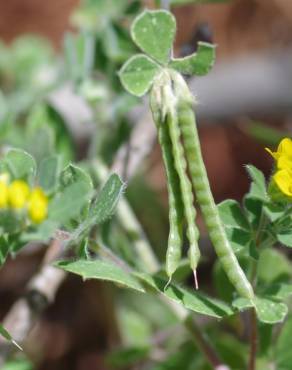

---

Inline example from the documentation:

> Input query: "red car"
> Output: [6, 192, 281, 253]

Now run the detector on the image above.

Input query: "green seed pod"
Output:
[171, 70, 254, 300]
[166, 109, 200, 283]
[150, 83, 184, 279]
[150, 71, 200, 284]
[158, 122, 184, 278]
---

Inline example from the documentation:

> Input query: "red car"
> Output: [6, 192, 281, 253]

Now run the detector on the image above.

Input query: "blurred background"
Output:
[0, 0, 291, 369]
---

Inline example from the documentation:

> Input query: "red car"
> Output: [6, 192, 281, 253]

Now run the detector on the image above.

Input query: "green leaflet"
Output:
[170, 42, 216, 76]
[233, 296, 288, 324]
[218, 199, 250, 230]
[135, 273, 234, 319]
[38, 155, 61, 193]
[87, 174, 125, 227]
[131, 10, 176, 65]
[276, 316, 292, 370]
[56, 259, 145, 293]
[245, 165, 268, 202]
[5, 148, 36, 181]
[0, 235, 9, 267]
[119, 54, 160, 97]
[48, 181, 91, 224]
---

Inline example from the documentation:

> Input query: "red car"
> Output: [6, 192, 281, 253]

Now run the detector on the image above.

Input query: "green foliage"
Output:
[1, 3, 292, 369]
[5, 149, 36, 181]
[2, 359, 33, 370]
[169, 42, 215, 76]
[136, 273, 233, 318]
[276, 316, 292, 370]
[38, 155, 61, 193]
[132, 10, 176, 65]
[233, 297, 288, 324]
[119, 10, 215, 97]
[56, 259, 145, 292]
[119, 54, 160, 97]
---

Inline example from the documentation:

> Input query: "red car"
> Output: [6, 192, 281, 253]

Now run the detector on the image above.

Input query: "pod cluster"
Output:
[150, 69, 254, 300]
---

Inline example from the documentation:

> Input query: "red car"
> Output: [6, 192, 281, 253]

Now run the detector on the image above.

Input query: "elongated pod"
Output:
[172, 71, 254, 300]
[151, 91, 184, 278]
[158, 121, 184, 278]
[166, 109, 201, 280]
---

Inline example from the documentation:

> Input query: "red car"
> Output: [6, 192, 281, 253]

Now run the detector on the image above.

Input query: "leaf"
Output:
[258, 323, 273, 356]
[263, 202, 285, 222]
[233, 296, 288, 324]
[0, 323, 22, 350]
[225, 227, 251, 253]
[55, 259, 145, 293]
[48, 181, 91, 224]
[246, 165, 268, 202]
[119, 54, 160, 97]
[38, 155, 61, 193]
[106, 347, 149, 369]
[131, 10, 176, 65]
[257, 249, 292, 284]
[218, 199, 250, 230]
[255, 297, 288, 324]
[213, 260, 234, 302]
[21, 220, 57, 242]
[277, 230, 292, 248]
[276, 316, 292, 370]
[170, 42, 215, 76]
[135, 273, 234, 318]
[5, 148, 36, 180]
[60, 164, 93, 193]
[243, 196, 263, 229]
[87, 174, 125, 227]
[262, 283, 292, 301]
[0, 235, 9, 267]
[2, 359, 33, 370]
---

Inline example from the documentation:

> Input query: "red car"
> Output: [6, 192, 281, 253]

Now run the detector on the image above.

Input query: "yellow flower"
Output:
[266, 138, 292, 169]
[8, 180, 30, 209]
[273, 168, 292, 198]
[0, 174, 9, 208]
[28, 187, 48, 223]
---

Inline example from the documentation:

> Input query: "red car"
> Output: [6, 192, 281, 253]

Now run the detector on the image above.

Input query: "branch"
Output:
[0, 240, 66, 366]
